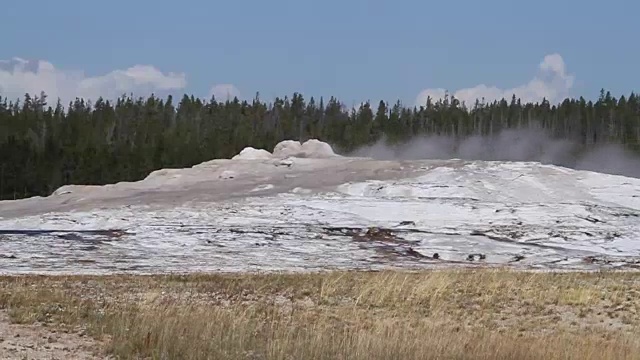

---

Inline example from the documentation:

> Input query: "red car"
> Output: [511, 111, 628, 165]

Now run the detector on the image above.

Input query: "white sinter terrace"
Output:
[1, 140, 639, 274]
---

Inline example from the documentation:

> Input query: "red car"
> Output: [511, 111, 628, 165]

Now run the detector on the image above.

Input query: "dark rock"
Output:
[406, 247, 427, 258]
[58, 233, 84, 241]
[467, 253, 486, 261]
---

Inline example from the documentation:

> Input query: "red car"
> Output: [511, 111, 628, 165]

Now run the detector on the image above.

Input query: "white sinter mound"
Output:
[229, 139, 338, 160]
[272, 140, 303, 158]
[35, 140, 338, 196]
[272, 139, 338, 159]
[1, 139, 640, 275]
[300, 139, 338, 158]
[231, 147, 273, 160]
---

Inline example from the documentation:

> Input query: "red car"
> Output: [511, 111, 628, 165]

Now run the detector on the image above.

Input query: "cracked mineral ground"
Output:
[1, 139, 639, 274]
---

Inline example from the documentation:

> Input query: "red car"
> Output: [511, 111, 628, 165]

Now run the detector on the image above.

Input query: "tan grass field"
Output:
[1, 269, 639, 359]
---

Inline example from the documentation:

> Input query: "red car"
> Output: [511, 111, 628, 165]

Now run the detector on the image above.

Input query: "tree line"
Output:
[0, 89, 638, 200]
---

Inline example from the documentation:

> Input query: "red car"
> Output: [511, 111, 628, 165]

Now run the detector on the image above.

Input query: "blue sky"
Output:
[1, 0, 639, 107]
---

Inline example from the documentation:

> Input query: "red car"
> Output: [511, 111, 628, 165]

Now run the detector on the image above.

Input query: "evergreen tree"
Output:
[0, 90, 639, 200]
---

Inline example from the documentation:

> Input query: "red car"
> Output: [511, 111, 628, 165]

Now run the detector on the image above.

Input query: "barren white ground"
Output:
[1, 140, 639, 274]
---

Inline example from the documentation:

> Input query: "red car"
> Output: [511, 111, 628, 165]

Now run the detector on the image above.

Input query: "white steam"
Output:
[350, 128, 640, 178]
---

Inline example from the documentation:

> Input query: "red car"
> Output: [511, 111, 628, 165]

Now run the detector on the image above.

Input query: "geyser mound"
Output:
[231, 147, 273, 160]
[237, 139, 339, 160]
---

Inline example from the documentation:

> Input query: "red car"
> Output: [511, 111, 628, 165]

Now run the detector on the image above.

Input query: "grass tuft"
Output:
[1, 269, 639, 359]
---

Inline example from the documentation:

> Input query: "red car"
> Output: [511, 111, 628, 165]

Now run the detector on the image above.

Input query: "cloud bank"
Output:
[416, 54, 575, 108]
[209, 84, 241, 102]
[2, 53, 576, 110]
[0, 57, 187, 105]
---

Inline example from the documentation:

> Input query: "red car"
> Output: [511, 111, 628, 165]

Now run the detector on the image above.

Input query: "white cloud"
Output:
[209, 84, 241, 102]
[0, 57, 187, 105]
[415, 53, 575, 107]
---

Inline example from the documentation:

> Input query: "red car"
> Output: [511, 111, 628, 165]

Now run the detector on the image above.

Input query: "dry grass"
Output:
[1, 269, 640, 359]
